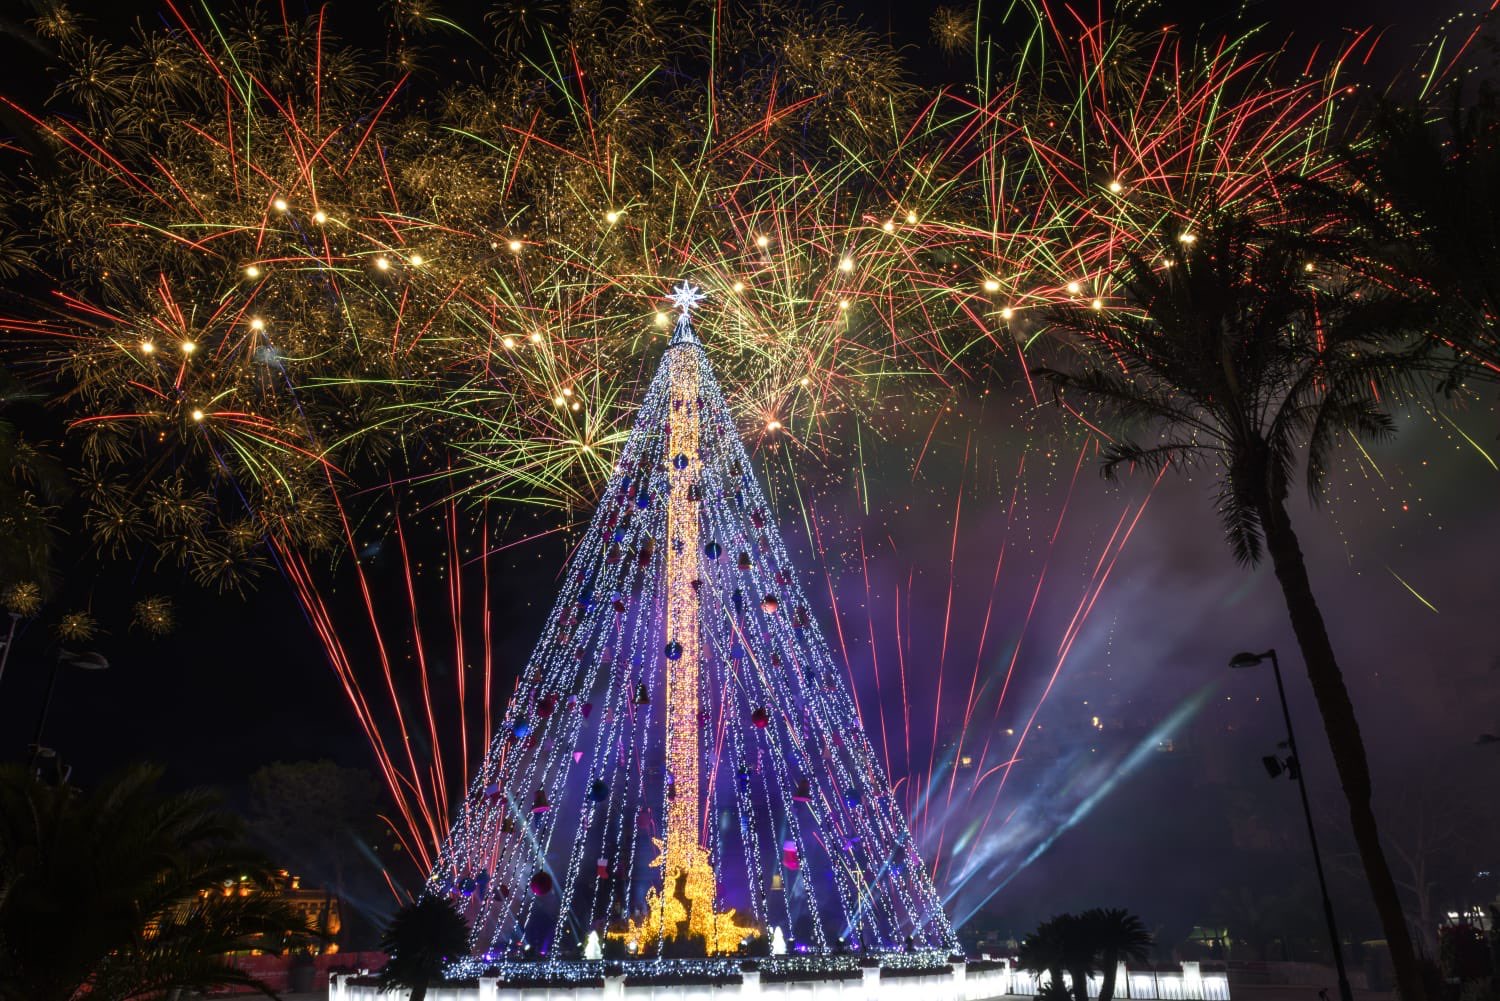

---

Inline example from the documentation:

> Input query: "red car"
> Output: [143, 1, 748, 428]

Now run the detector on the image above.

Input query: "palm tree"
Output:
[1082, 909, 1152, 1001]
[1033, 209, 1426, 1001]
[0, 762, 312, 1001]
[378, 895, 471, 1001]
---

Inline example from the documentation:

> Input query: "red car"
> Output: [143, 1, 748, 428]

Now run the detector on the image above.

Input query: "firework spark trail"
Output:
[327, 498, 444, 867]
[857, 531, 895, 784]
[273, 495, 519, 875]
[273, 538, 428, 864]
[922, 463, 964, 836]
[937, 461, 1018, 821]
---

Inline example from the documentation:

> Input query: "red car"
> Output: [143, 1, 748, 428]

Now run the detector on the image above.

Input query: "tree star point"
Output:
[669, 282, 706, 316]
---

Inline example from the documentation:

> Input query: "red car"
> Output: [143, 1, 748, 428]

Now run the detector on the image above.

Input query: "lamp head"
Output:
[60, 650, 109, 671]
[1229, 651, 1267, 670]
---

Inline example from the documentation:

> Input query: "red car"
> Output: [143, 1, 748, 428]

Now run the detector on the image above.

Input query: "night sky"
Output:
[0, 0, 1495, 942]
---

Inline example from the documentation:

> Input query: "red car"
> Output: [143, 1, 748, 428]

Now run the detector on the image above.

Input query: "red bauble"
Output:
[751, 707, 769, 728]
[529, 871, 553, 895]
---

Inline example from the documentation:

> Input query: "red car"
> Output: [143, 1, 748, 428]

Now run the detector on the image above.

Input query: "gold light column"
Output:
[664, 341, 703, 883]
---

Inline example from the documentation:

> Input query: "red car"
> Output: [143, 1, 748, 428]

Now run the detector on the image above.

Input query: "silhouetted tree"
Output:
[1019, 913, 1092, 1001]
[1084, 908, 1152, 1001]
[378, 896, 470, 1001]
[1020, 918, 1080, 1001]
[1018, 909, 1152, 1001]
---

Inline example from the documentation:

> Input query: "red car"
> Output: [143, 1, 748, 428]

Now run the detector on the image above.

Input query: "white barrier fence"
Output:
[1005, 962, 1231, 1000]
[334, 960, 1227, 1001]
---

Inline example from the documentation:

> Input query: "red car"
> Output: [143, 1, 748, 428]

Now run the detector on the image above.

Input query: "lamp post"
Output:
[0, 611, 23, 690]
[1230, 648, 1354, 1001]
[28, 648, 109, 768]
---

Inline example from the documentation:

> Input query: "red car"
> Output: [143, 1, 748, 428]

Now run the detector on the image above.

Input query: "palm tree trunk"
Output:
[1260, 496, 1425, 1001]
[1067, 963, 1090, 1001]
[1099, 952, 1119, 1001]
[1051, 963, 1066, 998]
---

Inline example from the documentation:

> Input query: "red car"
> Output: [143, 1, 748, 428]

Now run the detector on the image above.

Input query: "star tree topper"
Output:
[669, 281, 707, 317]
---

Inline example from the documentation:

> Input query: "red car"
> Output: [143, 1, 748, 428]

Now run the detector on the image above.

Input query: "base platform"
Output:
[331, 958, 1230, 1001]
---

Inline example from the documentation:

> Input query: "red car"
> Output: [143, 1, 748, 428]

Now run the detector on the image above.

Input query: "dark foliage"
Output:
[0, 762, 312, 1001]
[377, 895, 471, 1001]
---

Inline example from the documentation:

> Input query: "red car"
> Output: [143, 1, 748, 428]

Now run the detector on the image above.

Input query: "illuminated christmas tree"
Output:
[428, 285, 956, 960]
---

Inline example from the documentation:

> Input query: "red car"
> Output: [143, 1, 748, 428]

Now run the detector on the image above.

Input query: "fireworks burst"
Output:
[0, 0, 1472, 919]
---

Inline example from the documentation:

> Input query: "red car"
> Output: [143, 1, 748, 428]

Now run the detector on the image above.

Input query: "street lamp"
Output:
[28, 648, 109, 768]
[1229, 648, 1353, 1001]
